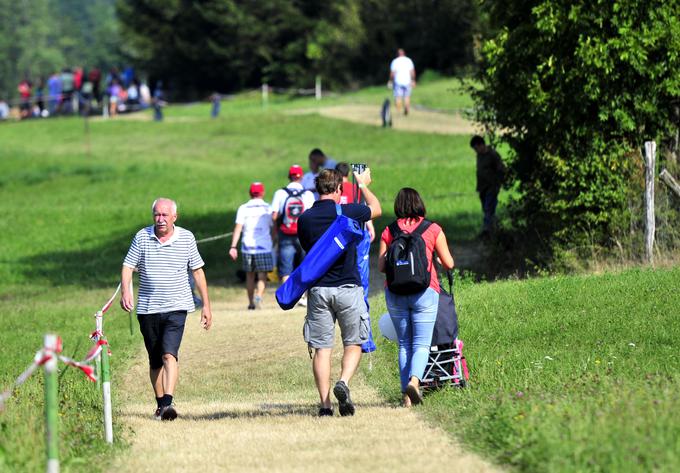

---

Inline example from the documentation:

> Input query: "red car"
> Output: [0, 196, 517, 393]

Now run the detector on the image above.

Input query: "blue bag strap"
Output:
[335, 203, 342, 216]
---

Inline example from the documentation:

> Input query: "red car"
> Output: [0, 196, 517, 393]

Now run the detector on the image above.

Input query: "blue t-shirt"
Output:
[297, 199, 371, 287]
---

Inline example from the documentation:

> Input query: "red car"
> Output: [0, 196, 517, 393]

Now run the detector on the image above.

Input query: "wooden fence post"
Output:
[660, 168, 680, 199]
[644, 141, 656, 265]
[315, 76, 322, 100]
[262, 83, 269, 107]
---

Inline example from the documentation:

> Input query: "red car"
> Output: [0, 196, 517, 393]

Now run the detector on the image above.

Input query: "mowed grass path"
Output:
[112, 288, 499, 473]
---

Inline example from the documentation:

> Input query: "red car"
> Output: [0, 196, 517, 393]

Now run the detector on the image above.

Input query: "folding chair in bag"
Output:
[421, 271, 470, 390]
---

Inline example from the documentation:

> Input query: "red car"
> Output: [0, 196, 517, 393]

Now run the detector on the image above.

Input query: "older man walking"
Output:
[120, 197, 212, 421]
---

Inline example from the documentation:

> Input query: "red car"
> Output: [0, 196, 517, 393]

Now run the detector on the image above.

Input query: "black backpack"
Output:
[385, 220, 432, 295]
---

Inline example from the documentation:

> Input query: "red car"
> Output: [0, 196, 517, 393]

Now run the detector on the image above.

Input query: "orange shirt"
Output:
[381, 217, 442, 293]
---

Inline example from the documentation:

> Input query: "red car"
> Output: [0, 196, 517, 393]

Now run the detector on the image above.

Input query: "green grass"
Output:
[0, 78, 480, 471]
[1, 77, 678, 472]
[366, 267, 680, 472]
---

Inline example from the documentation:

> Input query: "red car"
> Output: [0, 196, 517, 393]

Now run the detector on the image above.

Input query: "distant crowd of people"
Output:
[1, 66, 158, 121]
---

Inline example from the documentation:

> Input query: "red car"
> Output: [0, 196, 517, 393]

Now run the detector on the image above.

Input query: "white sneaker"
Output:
[297, 296, 307, 307]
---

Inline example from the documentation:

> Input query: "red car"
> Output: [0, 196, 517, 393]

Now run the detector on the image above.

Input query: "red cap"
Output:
[289, 165, 304, 178]
[249, 182, 265, 197]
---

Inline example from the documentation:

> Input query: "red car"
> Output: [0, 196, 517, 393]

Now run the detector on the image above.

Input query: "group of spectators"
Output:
[1, 66, 156, 121]
[228, 148, 345, 310]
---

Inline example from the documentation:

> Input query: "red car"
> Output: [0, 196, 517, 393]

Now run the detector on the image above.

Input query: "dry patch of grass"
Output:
[114, 287, 500, 472]
[287, 104, 481, 135]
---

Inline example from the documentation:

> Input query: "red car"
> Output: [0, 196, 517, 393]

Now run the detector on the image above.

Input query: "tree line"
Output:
[0, 0, 121, 102]
[116, 0, 480, 98]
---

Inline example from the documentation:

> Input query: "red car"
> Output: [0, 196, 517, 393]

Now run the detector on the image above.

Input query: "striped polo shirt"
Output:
[123, 225, 204, 314]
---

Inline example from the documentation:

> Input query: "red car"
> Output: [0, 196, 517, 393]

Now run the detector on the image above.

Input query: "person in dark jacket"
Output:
[470, 135, 505, 237]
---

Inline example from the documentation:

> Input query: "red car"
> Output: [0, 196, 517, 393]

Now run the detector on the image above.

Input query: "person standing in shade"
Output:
[378, 188, 454, 407]
[470, 135, 505, 238]
[120, 198, 212, 421]
[229, 182, 275, 310]
[389, 48, 416, 116]
[297, 168, 381, 416]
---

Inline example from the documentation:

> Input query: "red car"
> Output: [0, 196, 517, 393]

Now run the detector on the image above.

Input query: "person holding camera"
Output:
[335, 162, 375, 241]
[296, 168, 381, 416]
[378, 188, 454, 407]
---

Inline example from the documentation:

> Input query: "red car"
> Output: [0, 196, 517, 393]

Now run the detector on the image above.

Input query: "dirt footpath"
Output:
[113, 290, 500, 473]
[287, 104, 482, 135]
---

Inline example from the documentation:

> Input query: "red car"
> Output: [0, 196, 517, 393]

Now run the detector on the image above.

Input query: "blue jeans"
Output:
[385, 287, 439, 392]
[277, 233, 305, 277]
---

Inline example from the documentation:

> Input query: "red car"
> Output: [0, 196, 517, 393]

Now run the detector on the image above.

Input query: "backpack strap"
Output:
[283, 187, 302, 197]
[388, 221, 402, 239]
[335, 204, 342, 216]
[411, 219, 432, 236]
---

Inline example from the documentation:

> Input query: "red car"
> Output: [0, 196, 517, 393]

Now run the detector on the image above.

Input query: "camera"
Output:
[351, 163, 367, 174]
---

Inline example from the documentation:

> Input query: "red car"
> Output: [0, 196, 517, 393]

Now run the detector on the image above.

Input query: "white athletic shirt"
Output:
[123, 225, 204, 314]
[235, 198, 273, 254]
[390, 56, 415, 86]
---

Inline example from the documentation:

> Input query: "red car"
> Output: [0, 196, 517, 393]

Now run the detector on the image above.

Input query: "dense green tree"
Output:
[0, 0, 121, 100]
[116, 0, 480, 96]
[474, 0, 680, 254]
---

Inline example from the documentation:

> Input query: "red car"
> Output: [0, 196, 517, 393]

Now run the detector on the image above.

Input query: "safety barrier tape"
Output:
[0, 339, 101, 410]
[196, 232, 233, 244]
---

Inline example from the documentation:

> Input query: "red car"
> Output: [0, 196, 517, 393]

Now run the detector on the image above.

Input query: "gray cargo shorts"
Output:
[303, 285, 369, 349]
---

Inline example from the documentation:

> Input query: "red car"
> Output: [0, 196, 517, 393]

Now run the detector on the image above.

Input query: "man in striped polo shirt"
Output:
[120, 197, 213, 421]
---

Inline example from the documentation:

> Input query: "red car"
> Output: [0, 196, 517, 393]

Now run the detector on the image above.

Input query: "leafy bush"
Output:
[473, 0, 680, 261]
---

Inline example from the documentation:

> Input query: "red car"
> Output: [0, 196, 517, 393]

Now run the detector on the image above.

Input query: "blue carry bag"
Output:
[276, 205, 364, 310]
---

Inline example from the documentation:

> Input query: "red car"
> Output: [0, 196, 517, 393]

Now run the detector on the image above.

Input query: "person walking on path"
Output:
[378, 188, 454, 407]
[271, 165, 315, 286]
[302, 148, 337, 198]
[229, 182, 275, 310]
[120, 197, 212, 421]
[389, 48, 416, 116]
[470, 135, 505, 238]
[297, 168, 381, 416]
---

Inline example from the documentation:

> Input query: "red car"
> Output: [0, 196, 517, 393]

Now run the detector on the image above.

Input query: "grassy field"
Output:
[0, 78, 480, 471]
[366, 268, 680, 472]
[1, 78, 678, 472]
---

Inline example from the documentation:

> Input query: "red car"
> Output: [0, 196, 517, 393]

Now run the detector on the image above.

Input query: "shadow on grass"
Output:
[18, 206, 516, 291]
[17, 211, 238, 289]
[124, 401, 393, 421]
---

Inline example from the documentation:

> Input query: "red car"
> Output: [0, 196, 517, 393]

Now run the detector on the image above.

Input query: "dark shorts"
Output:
[137, 311, 187, 369]
[242, 252, 274, 273]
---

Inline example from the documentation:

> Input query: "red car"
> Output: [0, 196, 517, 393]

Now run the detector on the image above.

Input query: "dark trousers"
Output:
[479, 189, 499, 232]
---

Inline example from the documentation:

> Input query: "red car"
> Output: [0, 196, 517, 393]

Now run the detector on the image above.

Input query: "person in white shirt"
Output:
[229, 182, 275, 309]
[301, 148, 337, 199]
[389, 48, 416, 116]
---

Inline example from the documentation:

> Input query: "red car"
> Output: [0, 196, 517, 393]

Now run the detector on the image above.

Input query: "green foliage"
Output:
[0, 0, 121, 99]
[116, 0, 480, 97]
[473, 0, 680, 255]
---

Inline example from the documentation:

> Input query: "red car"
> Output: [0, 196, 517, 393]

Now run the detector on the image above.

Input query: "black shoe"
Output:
[333, 380, 355, 416]
[247, 303, 256, 310]
[153, 407, 162, 421]
[160, 404, 177, 421]
[318, 407, 334, 417]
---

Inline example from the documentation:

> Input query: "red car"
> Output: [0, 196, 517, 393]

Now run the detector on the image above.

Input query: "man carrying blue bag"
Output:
[296, 168, 381, 417]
